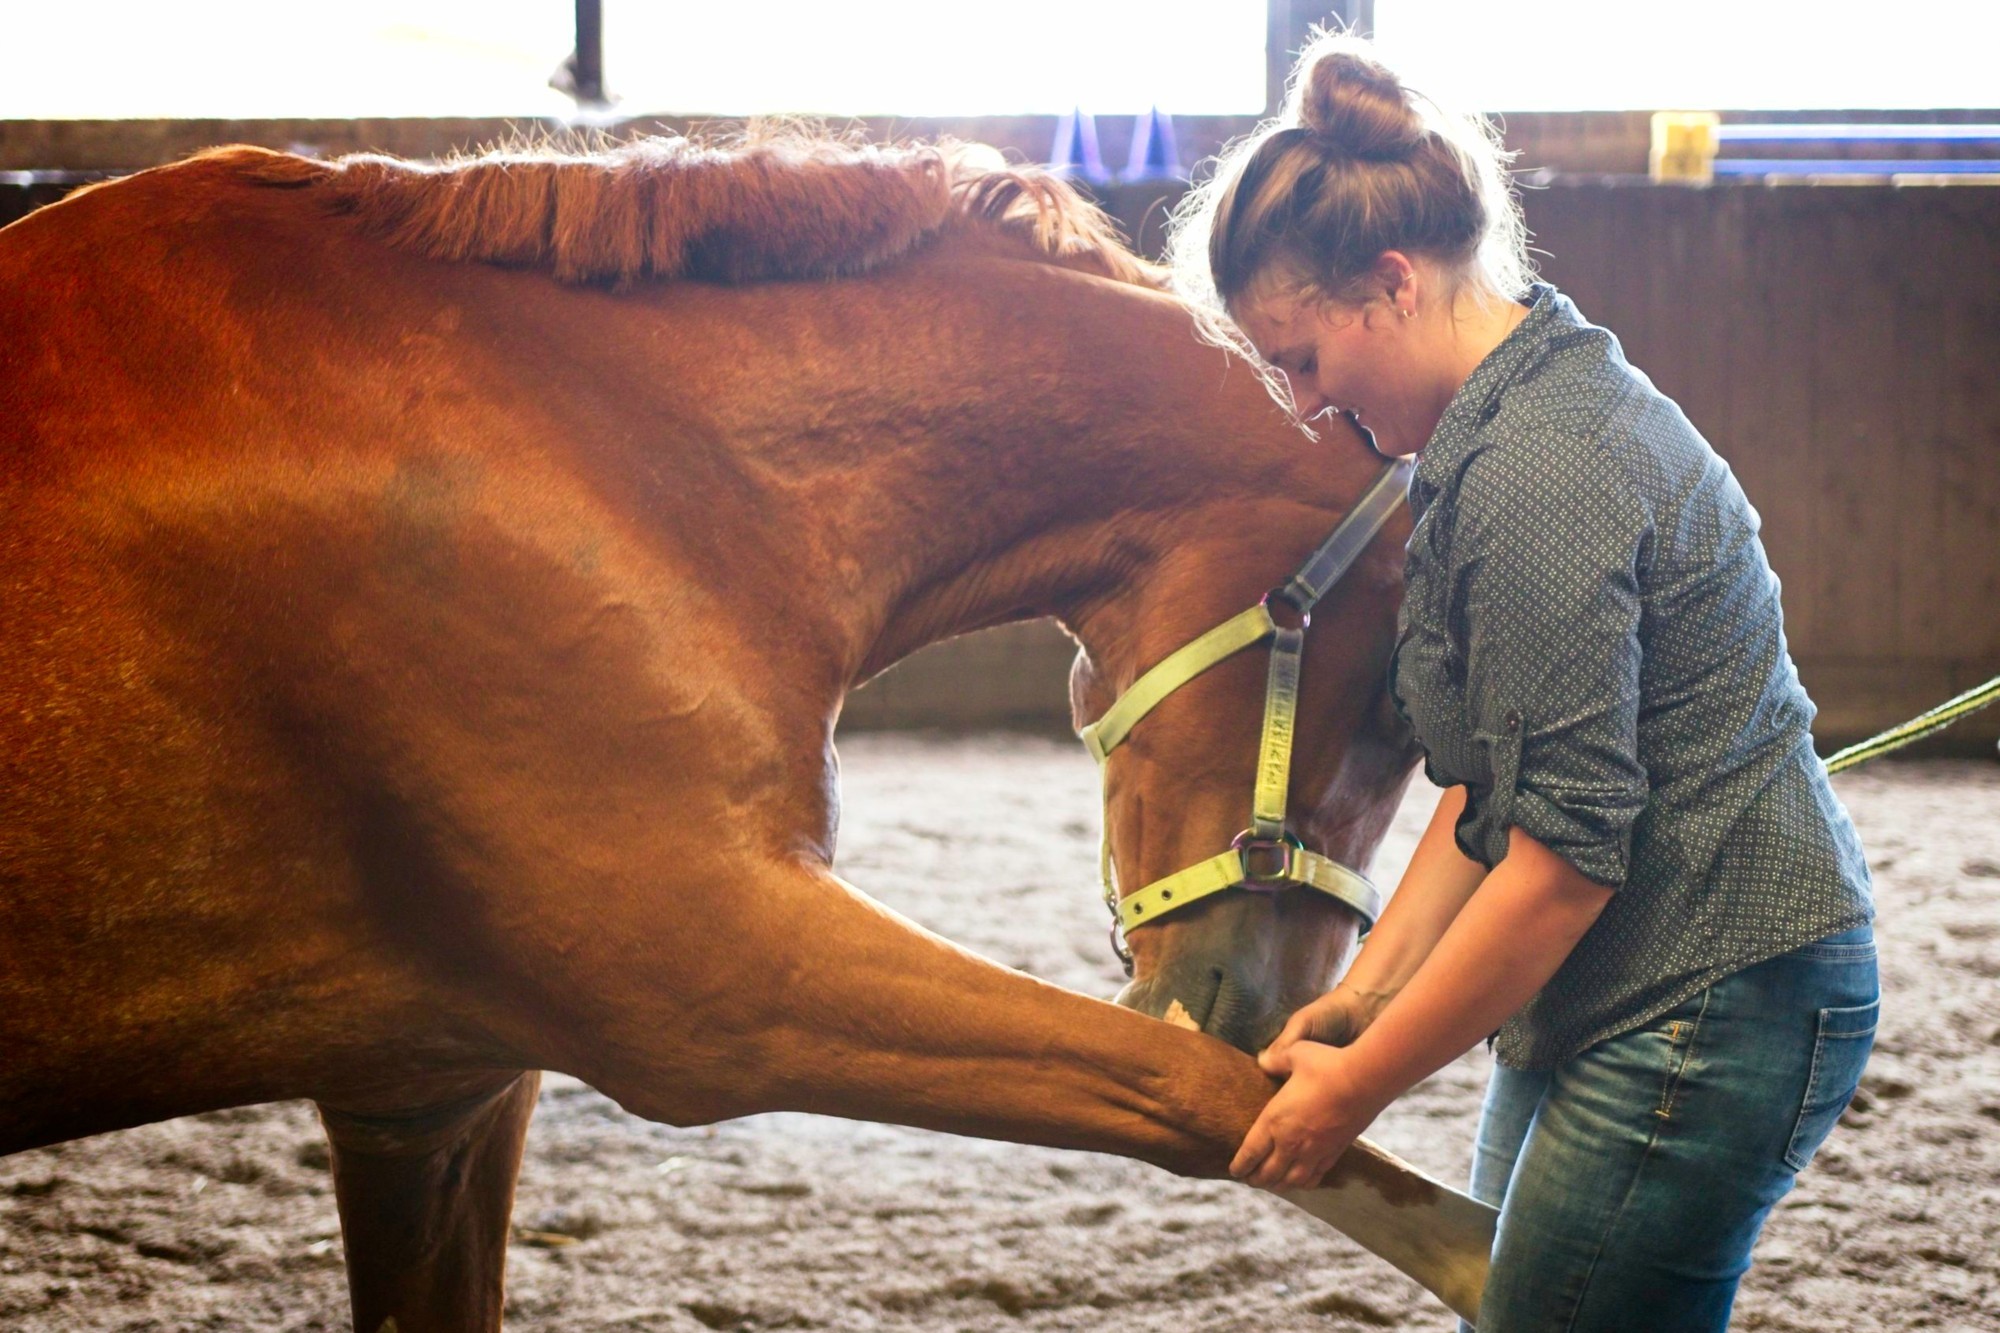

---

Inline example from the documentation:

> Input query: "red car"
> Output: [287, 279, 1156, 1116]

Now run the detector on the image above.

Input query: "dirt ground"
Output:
[2, 735, 1996, 1332]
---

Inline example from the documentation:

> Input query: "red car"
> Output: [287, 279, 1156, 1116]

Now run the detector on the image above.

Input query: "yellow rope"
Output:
[1822, 673, 2000, 775]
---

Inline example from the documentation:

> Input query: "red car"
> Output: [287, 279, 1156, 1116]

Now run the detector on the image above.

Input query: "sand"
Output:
[2, 736, 1995, 1331]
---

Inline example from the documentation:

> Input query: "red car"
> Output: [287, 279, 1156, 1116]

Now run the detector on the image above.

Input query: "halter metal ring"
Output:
[1259, 587, 1311, 632]
[1231, 829, 1302, 887]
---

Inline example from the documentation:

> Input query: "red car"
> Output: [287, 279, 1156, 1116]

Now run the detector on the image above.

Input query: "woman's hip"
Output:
[1467, 926, 1878, 1331]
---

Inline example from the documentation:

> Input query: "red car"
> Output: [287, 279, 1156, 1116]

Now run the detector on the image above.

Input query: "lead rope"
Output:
[1822, 673, 2000, 774]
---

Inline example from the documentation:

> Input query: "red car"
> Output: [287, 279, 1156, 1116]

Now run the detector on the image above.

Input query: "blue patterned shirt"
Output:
[1390, 284, 1874, 1069]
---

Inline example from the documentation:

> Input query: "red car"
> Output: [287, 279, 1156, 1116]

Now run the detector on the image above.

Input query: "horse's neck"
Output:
[781, 252, 1368, 693]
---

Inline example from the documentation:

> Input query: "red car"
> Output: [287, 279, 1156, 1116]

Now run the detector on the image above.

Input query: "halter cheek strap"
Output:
[1079, 458, 1413, 963]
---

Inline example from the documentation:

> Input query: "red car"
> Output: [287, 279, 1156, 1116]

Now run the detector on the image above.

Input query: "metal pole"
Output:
[1267, 0, 1297, 116]
[573, 0, 606, 106]
[1269, 0, 1378, 113]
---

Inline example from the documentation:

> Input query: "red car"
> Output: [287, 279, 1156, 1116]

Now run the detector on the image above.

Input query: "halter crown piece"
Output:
[1078, 458, 1413, 969]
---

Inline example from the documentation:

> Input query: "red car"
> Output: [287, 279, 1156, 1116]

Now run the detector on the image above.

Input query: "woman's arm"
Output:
[1232, 824, 1613, 1189]
[1266, 784, 1490, 1051]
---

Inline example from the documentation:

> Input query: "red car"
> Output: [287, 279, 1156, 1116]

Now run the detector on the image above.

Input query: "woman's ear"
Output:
[1372, 250, 1417, 309]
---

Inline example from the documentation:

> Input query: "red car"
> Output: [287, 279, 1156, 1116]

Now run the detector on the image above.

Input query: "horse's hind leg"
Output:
[318, 1071, 541, 1333]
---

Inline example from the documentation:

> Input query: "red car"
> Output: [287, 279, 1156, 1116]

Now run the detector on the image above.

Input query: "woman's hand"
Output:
[1258, 984, 1393, 1070]
[1235, 826, 1614, 1192]
[1230, 1040, 1390, 1190]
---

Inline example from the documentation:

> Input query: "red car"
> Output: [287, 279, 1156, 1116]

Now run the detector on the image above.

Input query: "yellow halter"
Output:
[1079, 458, 1412, 968]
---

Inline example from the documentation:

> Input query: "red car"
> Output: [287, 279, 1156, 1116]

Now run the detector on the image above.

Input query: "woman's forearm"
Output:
[1232, 825, 1615, 1189]
[1340, 826, 1613, 1101]
[1337, 785, 1490, 1005]
[1232, 820, 1624, 1184]
[1260, 788, 1493, 1057]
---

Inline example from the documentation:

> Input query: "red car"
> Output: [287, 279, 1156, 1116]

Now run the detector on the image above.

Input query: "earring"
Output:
[1400, 306, 1414, 319]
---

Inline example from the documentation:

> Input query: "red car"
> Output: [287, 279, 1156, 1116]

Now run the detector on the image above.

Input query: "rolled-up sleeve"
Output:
[1451, 441, 1652, 887]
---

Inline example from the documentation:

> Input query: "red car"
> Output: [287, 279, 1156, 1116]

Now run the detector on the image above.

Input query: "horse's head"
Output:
[1068, 459, 1420, 1056]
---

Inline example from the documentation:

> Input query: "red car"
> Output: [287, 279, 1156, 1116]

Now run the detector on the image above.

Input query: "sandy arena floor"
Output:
[2, 736, 1996, 1331]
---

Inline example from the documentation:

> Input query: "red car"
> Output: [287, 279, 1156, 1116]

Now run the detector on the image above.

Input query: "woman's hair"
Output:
[1168, 29, 1530, 332]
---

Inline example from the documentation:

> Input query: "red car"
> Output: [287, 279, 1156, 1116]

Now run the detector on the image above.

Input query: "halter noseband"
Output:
[1078, 458, 1412, 970]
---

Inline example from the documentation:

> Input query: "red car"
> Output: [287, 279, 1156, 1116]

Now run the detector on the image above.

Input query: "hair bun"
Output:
[1291, 35, 1424, 161]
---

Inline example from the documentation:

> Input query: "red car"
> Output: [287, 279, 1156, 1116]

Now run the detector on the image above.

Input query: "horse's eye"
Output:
[1299, 356, 1317, 378]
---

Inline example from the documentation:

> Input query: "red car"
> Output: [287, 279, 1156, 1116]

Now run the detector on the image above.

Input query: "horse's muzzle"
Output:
[1114, 963, 1286, 1056]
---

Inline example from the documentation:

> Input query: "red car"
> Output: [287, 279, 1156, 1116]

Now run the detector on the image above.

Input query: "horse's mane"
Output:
[238, 129, 1163, 291]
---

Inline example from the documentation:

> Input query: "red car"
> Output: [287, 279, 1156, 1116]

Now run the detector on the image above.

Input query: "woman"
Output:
[1169, 32, 1879, 1331]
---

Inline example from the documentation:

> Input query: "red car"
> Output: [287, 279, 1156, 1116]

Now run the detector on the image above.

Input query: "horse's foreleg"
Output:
[560, 860, 1491, 1319]
[318, 1071, 541, 1333]
[568, 861, 1274, 1173]
[1283, 1146, 1495, 1323]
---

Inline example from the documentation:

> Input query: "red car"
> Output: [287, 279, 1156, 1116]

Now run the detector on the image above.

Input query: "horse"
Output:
[0, 132, 1491, 1329]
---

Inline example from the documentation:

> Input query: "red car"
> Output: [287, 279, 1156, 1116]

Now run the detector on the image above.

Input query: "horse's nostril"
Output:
[1202, 972, 1280, 1055]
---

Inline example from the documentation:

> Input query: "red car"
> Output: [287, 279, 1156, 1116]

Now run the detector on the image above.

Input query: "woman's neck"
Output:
[1412, 291, 1529, 453]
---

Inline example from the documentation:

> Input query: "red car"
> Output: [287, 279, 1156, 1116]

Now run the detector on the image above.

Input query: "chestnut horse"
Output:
[0, 136, 1490, 1328]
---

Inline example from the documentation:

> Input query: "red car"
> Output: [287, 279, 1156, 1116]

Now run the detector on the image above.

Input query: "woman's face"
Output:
[1233, 268, 1440, 458]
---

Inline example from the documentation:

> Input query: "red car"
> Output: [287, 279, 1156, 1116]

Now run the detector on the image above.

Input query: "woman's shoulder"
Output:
[1512, 289, 1722, 477]
[1453, 422, 1652, 548]
[1497, 311, 1646, 444]
[1469, 345, 1724, 530]
[1418, 285, 1749, 561]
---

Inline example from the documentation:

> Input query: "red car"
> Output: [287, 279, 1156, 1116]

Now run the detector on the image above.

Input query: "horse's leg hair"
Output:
[318, 1071, 541, 1333]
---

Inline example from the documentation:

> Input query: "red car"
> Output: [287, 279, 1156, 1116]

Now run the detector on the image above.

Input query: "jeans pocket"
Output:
[1784, 999, 1879, 1171]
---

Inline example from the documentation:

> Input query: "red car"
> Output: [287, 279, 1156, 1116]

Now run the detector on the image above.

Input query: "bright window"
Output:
[2, 2, 575, 119]
[1373, 0, 2000, 112]
[607, 1, 1267, 115]
[0, 1, 1267, 120]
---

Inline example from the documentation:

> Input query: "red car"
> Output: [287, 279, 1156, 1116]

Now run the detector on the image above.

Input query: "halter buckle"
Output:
[1232, 830, 1301, 886]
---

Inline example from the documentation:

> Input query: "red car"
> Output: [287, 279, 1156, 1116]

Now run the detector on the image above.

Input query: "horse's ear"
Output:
[1066, 641, 1104, 737]
[949, 162, 1167, 291]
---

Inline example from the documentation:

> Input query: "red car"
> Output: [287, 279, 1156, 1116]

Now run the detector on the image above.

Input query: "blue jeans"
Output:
[1461, 925, 1878, 1332]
